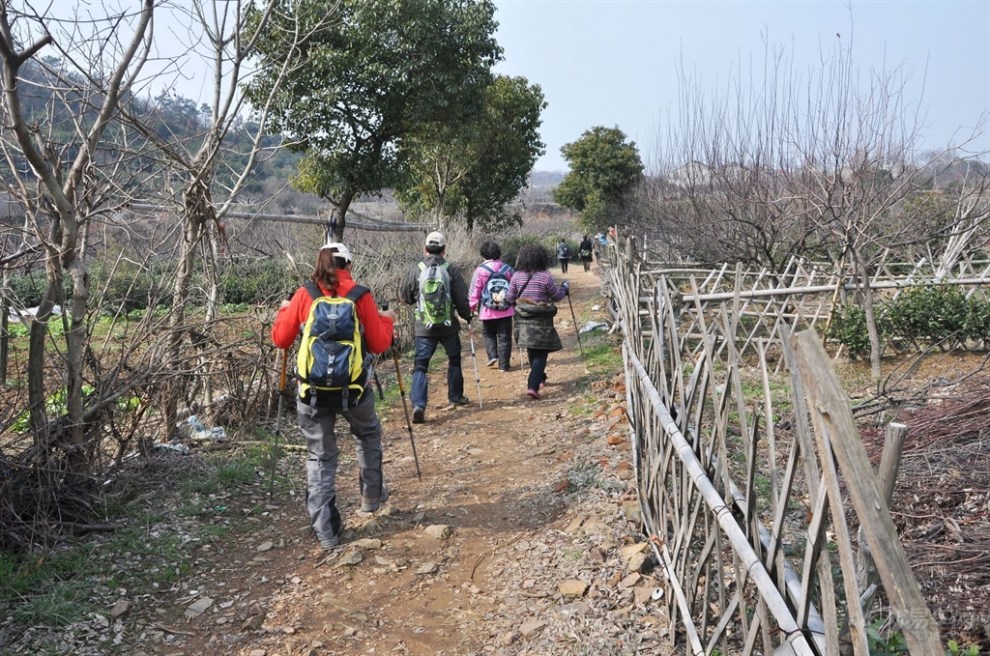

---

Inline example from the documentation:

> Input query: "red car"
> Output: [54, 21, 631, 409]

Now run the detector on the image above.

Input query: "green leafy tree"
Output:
[247, 0, 502, 241]
[553, 126, 643, 232]
[396, 74, 546, 232]
[462, 76, 546, 232]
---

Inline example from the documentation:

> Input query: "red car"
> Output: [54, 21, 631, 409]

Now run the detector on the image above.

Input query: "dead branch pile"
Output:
[862, 378, 990, 646]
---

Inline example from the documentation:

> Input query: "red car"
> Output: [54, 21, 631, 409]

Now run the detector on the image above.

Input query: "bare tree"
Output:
[0, 0, 154, 466]
[117, 0, 330, 439]
[644, 34, 988, 383]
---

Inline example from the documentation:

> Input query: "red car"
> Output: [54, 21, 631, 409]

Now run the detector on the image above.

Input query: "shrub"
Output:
[830, 284, 990, 354]
[91, 260, 174, 313]
[501, 234, 542, 268]
[829, 305, 873, 358]
[888, 285, 968, 345]
[221, 258, 295, 305]
[4, 270, 60, 307]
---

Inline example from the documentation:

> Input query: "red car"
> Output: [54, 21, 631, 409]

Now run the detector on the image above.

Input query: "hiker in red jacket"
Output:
[271, 242, 394, 550]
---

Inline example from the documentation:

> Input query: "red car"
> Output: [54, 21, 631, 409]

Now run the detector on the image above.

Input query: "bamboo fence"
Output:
[634, 252, 990, 360]
[606, 244, 944, 655]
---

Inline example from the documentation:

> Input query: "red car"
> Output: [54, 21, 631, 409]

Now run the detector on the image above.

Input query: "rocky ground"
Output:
[3, 265, 677, 656]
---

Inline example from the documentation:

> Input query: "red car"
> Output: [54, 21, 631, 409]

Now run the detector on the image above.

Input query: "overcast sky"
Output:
[493, 0, 990, 172]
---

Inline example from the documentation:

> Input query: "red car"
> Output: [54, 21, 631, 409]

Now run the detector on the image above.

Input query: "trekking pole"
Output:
[390, 348, 422, 481]
[268, 347, 289, 497]
[373, 367, 385, 400]
[566, 293, 585, 357]
[466, 321, 483, 409]
[379, 301, 421, 480]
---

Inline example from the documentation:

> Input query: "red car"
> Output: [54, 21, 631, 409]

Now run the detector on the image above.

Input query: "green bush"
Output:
[829, 305, 871, 357]
[221, 258, 295, 305]
[501, 234, 542, 268]
[830, 284, 990, 354]
[828, 303, 892, 358]
[4, 270, 64, 307]
[963, 296, 990, 342]
[91, 260, 174, 312]
[888, 285, 969, 345]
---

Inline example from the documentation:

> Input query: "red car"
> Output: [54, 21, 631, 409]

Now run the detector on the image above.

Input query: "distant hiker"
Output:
[507, 243, 569, 400]
[578, 235, 594, 272]
[399, 231, 472, 424]
[468, 240, 514, 372]
[555, 238, 571, 273]
[271, 242, 395, 551]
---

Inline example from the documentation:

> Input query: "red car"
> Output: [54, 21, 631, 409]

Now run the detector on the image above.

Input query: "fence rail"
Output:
[606, 243, 943, 655]
[641, 252, 990, 360]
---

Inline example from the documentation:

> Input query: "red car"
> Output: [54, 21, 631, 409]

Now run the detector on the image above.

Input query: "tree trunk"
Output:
[331, 189, 354, 242]
[162, 180, 210, 442]
[852, 247, 883, 385]
[63, 251, 90, 470]
[27, 286, 56, 460]
[1, 267, 8, 387]
[201, 215, 221, 410]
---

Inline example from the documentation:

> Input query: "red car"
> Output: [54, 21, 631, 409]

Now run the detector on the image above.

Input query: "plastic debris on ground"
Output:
[177, 415, 228, 441]
[579, 320, 609, 334]
[152, 442, 190, 455]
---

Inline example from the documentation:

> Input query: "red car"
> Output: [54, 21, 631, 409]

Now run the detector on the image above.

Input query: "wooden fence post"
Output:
[791, 330, 941, 655]
[854, 423, 908, 625]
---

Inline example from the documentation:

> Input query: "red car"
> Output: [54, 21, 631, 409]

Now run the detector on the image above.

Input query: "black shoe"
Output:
[449, 396, 470, 407]
[412, 407, 425, 424]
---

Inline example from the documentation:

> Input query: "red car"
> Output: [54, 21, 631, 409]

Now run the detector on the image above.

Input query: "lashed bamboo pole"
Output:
[682, 275, 990, 303]
[792, 330, 942, 655]
[625, 344, 817, 655]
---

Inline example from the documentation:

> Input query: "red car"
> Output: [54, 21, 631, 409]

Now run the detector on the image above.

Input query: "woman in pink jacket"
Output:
[468, 240, 514, 372]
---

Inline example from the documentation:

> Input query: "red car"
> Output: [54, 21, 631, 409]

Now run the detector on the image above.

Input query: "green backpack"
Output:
[416, 261, 452, 329]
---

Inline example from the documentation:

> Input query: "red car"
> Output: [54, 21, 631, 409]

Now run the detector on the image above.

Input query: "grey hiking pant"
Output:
[297, 388, 384, 543]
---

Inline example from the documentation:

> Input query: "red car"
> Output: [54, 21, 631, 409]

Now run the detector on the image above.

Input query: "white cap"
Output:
[320, 242, 353, 263]
[425, 231, 447, 248]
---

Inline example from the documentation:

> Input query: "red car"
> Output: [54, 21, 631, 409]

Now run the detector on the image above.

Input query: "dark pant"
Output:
[482, 316, 512, 370]
[582, 258, 591, 271]
[526, 348, 550, 392]
[558, 258, 569, 273]
[412, 332, 464, 409]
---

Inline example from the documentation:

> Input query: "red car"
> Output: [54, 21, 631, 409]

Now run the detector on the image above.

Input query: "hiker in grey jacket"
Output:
[398, 231, 472, 424]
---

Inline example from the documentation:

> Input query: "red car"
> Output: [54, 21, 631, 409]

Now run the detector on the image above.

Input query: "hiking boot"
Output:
[486, 358, 498, 368]
[412, 407, 425, 424]
[449, 396, 470, 407]
[361, 483, 389, 513]
[526, 389, 542, 400]
[319, 535, 340, 550]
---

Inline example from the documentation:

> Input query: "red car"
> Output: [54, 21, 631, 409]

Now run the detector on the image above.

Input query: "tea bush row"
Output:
[829, 285, 990, 356]
[3, 258, 295, 312]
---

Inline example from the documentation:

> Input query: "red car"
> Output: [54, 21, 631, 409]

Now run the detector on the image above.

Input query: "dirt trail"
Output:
[131, 264, 671, 656]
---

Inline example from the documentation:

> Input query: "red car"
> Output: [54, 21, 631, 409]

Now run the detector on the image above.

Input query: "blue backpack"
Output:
[480, 263, 512, 311]
[296, 281, 371, 408]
